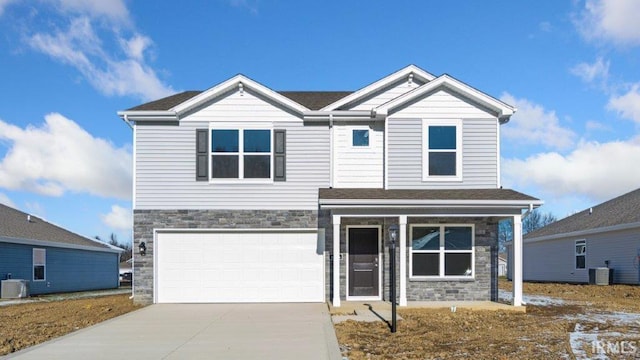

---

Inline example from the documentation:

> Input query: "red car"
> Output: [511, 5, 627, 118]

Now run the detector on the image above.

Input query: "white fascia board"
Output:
[319, 199, 543, 208]
[320, 65, 436, 111]
[524, 221, 640, 244]
[376, 75, 515, 119]
[0, 236, 123, 254]
[117, 111, 178, 122]
[172, 74, 309, 116]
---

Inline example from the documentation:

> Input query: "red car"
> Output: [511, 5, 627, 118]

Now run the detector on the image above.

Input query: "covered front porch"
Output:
[319, 188, 542, 309]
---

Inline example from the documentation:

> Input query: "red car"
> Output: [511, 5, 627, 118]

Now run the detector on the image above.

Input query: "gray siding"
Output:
[387, 117, 498, 189]
[134, 89, 330, 210]
[514, 226, 640, 284]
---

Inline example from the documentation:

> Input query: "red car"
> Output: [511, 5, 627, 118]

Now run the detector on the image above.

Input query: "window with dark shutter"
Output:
[196, 129, 208, 181]
[274, 129, 286, 181]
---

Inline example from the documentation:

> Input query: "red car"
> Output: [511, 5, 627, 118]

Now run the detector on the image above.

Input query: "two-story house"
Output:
[118, 65, 541, 307]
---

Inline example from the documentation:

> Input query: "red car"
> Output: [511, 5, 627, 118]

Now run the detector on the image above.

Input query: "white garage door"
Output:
[156, 231, 324, 303]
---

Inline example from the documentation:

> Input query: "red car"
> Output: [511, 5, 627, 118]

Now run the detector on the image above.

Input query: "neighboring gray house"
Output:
[0, 203, 122, 297]
[118, 65, 541, 306]
[508, 188, 640, 284]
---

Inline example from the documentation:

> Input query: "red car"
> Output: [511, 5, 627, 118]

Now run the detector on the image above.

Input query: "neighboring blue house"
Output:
[0, 203, 122, 297]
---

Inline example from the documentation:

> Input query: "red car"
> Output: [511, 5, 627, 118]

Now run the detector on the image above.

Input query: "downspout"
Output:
[522, 203, 534, 219]
[122, 114, 133, 129]
[329, 114, 334, 188]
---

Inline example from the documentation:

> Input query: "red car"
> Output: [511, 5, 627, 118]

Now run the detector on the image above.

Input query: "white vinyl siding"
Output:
[134, 89, 330, 210]
[387, 118, 498, 189]
[515, 226, 640, 284]
[348, 78, 425, 110]
[333, 122, 384, 188]
[386, 89, 498, 189]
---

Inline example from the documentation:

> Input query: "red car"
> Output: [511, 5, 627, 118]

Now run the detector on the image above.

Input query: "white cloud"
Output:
[228, 0, 259, 14]
[576, 0, 640, 45]
[0, 0, 16, 16]
[608, 84, 640, 123]
[539, 21, 552, 32]
[0, 113, 131, 199]
[51, 0, 130, 24]
[500, 93, 577, 150]
[571, 57, 610, 84]
[101, 204, 131, 231]
[27, 17, 174, 101]
[585, 120, 611, 132]
[503, 137, 640, 201]
[0, 192, 15, 207]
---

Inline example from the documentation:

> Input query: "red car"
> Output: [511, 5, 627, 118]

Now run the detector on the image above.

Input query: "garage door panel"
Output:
[157, 232, 324, 303]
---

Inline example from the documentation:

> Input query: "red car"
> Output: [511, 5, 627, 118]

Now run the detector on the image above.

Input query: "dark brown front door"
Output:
[348, 227, 379, 297]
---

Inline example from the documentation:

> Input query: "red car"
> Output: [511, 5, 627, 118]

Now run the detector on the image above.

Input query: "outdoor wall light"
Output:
[388, 224, 398, 244]
[139, 241, 147, 256]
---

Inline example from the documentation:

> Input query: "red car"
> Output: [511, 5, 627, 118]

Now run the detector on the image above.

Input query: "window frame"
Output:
[209, 127, 273, 183]
[351, 128, 370, 148]
[409, 224, 475, 279]
[422, 119, 463, 182]
[33, 248, 46, 281]
[575, 239, 586, 270]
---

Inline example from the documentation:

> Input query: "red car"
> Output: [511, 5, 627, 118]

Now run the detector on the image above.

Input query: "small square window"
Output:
[352, 129, 369, 147]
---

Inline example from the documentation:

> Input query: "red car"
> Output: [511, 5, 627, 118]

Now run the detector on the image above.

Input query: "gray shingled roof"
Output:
[126, 90, 353, 111]
[525, 188, 640, 239]
[0, 203, 115, 251]
[319, 188, 539, 201]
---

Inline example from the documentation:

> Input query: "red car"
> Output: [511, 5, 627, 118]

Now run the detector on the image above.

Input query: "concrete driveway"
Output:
[4, 303, 342, 360]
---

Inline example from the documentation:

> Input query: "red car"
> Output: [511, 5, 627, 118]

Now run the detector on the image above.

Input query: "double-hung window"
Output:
[211, 129, 272, 180]
[33, 248, 46, 281]
[410, 224, 474, 278]
[575, 239, 586, 269]
[422, 119, 462, 181]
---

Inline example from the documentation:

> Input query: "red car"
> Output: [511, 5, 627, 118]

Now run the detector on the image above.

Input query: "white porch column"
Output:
[332, 215, 341, 307]
[512, 214, 523, 306]
[399, 215, 408, 306]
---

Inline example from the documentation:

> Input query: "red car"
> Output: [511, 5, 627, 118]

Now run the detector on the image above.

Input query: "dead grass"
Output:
[335, 280, 640, 359]
[0, 294, 141, 356]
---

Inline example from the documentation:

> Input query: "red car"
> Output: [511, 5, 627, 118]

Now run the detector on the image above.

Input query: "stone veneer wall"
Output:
[320, 213, 500, 303]
[132, 209, 317, 305]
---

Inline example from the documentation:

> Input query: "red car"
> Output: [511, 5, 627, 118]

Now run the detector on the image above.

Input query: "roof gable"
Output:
[320, 65, 436, 111]
[375, 74, 515, 121]
[173, 74, 310, 116]
[525, 188, 640, 240]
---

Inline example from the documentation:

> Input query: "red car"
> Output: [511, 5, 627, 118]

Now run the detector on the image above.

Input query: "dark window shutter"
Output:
[196, 129, 208, 181]
[274, 129, 286, 181]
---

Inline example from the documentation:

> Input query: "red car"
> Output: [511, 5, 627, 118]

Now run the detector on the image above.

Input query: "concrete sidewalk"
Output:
[4, 303, 342, 360]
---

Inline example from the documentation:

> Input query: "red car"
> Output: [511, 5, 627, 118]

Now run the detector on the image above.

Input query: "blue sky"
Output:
[1, 0, 639, 245]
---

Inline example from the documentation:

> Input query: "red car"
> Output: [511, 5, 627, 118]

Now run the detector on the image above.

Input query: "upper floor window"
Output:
[575, 239, 586, 269]
[422, 119, 462, 181]
[211, 129, 271, 180]
[410, 224, 474, 278]
[352, 129, 369, 147]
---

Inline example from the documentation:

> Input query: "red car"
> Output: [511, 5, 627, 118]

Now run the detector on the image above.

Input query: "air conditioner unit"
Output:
[1, 279, 30, 299]
[589, 267, 611, 285]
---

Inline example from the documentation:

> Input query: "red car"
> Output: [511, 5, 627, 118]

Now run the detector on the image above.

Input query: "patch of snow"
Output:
[564, 312, 640, 327]
[498, 289, 566, 306]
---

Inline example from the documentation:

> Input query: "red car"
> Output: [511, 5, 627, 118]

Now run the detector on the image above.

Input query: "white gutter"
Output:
[117, 110, 179, 122]
[304, 110, 384, 122]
